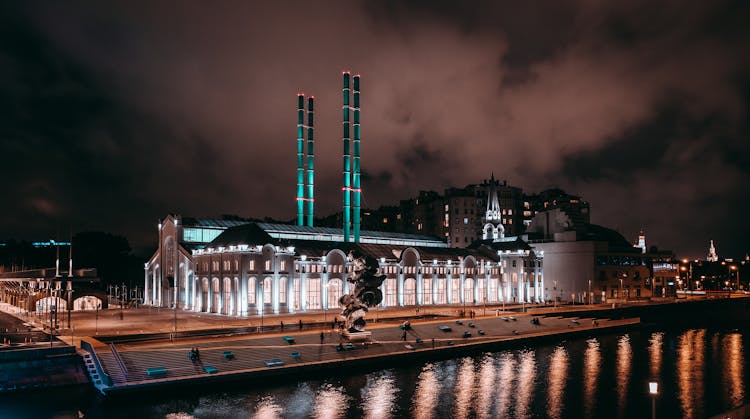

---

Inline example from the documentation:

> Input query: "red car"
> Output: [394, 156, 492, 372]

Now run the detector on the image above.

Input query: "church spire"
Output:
[634, 229, 646, 254]
[707, 240, 718, 262]
[482, 173, 504, 240]
[486, 173, 501, 221]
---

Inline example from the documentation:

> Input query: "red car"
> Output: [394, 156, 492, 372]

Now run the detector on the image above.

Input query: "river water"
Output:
[1, 326, 746, 418]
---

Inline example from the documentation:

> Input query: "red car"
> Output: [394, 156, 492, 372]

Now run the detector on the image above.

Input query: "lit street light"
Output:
[649, 381, 658, 419]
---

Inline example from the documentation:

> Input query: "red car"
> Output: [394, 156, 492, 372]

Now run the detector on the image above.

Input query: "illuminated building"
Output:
[143, 72, 545, 314]
[144, 215, 545, 314]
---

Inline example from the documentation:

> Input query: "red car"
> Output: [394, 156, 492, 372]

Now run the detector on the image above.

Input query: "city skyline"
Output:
[2, 1, 749, 259]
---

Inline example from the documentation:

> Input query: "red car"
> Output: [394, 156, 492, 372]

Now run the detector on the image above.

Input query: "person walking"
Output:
[280, 321, 284, 330]
[319, 331, 324, 344]
[299, 319, 303, 330]
[401, 330, 407, 341]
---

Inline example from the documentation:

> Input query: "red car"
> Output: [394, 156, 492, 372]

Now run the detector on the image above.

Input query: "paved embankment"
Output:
[88, 313, 638, 395]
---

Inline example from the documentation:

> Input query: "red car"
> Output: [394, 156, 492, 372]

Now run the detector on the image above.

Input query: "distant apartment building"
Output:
[522, 188, 590, 231]
[397, 175, 524, 248]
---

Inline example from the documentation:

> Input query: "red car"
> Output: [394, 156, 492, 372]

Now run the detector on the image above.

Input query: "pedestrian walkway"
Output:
[86, 312, 638, 395]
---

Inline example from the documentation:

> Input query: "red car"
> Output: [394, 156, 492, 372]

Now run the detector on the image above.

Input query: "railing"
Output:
[79, 339, 112, 386]
[109, 343, 128, 380]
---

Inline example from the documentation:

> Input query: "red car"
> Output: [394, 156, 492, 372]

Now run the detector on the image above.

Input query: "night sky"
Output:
[2, 1, 749, 259]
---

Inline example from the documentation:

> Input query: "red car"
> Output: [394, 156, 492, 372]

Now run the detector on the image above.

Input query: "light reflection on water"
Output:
[251, 394, 283, 419]
[475, 355, 497, 419]
[677, 329, 706, 418]
[547, 345, 568, 419]
[412, 364, 439, 419]
[311, 383, 348, 419]
[361, 372, 397, 419]
[616, 334, 632, 416]
[648, 332, 663, 379]
[3, 327, 746, 419]
[452, 357, 476, 418]
[515, 350, 536, 419]
[583, 338, 601, 417]
[723, 332, 744, 407]
[495, 352, 515, 417]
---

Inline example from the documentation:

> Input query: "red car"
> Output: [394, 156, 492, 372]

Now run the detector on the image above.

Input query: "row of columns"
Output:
[145, 260, 544, 315]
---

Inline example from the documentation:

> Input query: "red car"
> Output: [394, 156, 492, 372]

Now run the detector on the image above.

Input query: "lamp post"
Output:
[588, 279, 591, 305]
[619, 277, 624, 300]
[553, 280, 557, 308]
[729, 265, 738, 292]
[649, 381, 658, 419]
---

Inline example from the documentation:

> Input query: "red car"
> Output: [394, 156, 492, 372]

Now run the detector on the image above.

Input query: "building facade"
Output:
[144, 216, 546, 316]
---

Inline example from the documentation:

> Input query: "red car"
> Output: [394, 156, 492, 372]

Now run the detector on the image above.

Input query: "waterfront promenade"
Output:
[75, 305, 636, 395]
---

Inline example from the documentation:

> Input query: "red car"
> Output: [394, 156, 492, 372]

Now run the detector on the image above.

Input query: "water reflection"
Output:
[413, 364, 439, 419]
[677, 329, 706, 418]
[583, 338, 601, 417]
[312, 383, 349, 419]
[723, 332, 744, 407]
[495, 352, 515, 417]
[453, 358, 476, 419]
[516, 350, 536, 419]
[475, 355, 496, 419]
[361, 372, 397, 419]
[251, 395, 283, 419]
[616, 334, 632, 416]
[547, 346, 568, 419]
[648, 332, 663, 379]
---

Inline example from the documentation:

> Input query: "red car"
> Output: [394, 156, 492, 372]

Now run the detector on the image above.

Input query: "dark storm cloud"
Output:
[2, 1, 749, 258]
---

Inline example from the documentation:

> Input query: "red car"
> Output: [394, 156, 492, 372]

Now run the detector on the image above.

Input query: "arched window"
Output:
[488, 278, 498, 303]
[327, 279, 343, 309]
[263, 277, 272, 304]
[307, 278, 321, 309]
[247, 277, 256, 304]
[279, 277, 287, 304]
[385, 278, 397, 306]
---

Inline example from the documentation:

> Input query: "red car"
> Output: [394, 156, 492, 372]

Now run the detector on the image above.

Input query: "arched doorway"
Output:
[73, 296, 102, 311]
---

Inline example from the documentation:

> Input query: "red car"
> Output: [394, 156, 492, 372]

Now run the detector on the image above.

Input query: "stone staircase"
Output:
[78, 348, 108, 393]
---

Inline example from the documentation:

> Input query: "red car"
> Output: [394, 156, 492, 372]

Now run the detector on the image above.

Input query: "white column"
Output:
[144, 267, 149, 305]
[301, 272, 308, 311]
[322, 274, 329, 310]
[397, 268, 404, 306]
[416, 268, 423, 306]
[240, 273, 248, 316]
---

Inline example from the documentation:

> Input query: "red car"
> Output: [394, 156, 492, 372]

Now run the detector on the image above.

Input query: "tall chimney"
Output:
[296, 94, 305, 226]
[342, 72, 352, 242]
[306, 96, 315, 227]
[352, 75, 361, 242]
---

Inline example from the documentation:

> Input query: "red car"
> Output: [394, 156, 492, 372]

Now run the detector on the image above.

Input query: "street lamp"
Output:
[649, 381, 658, 419]
[729, 265, 738, 291]
[588, 279, 591, 305]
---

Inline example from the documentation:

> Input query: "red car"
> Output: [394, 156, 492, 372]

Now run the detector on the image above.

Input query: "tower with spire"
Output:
[707, 240, 718, 262]
[482, 173, 505, 241]
[633, 229, 646, 254]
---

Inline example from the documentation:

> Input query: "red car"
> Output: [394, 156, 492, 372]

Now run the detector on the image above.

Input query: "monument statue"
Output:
[338, 250, 386, 334]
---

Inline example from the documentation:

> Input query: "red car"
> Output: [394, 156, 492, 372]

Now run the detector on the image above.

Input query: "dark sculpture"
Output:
[339, 250, 386, 333]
